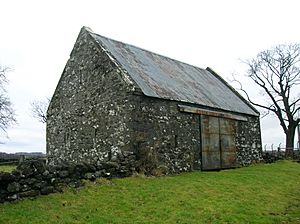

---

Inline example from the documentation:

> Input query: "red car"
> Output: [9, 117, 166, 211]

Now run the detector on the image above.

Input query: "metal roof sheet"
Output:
[90, 32, 258, 116]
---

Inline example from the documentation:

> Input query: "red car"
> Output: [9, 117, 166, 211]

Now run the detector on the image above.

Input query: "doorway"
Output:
[201, 115, 237, 170]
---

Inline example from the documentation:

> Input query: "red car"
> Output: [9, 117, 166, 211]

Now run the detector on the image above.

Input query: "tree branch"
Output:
[31, 99, 50, 123]
[239, 43, 300, 138]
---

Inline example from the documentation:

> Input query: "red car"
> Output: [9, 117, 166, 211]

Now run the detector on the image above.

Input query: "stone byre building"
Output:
[47, 27, 262, 174]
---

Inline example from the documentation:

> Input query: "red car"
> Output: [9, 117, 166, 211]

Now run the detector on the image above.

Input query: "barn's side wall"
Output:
[127, 95, 262, 173]
[46, 28, 136, 167]
[128, 96, 201, 174]
[236, 116, 262, 165]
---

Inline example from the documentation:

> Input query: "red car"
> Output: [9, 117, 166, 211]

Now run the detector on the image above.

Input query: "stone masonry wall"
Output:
[126, 94, 262, 173]
[47, 28, 136, 168]
[129, 96, 201, 175]
[236, 116, 263, 165]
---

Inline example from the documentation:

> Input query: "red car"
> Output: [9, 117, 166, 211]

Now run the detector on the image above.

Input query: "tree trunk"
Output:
[285, 126, 296, 158]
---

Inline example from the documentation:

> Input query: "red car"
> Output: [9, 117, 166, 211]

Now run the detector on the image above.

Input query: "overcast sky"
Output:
[0, 0, 299, 153]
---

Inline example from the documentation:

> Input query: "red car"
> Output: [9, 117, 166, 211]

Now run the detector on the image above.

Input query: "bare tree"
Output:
[234, 43, 300, 157]
[0, 65, 16, 134]
[31, 98, 50, 123]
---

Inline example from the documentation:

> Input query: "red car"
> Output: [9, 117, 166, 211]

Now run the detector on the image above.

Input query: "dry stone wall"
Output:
[0, 159, 133, 203]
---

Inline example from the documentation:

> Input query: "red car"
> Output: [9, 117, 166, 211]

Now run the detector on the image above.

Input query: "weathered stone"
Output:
[32, 160, 46, 174]
[236, 117, 263, 166]
[104, 172, 111, 178]
[84, 173, 95, 181]
[104, 161, 119, 169]
[63, 178, 72, 184]
[7, 194, 18, 201]
[86, 164, 96, 172]
[53, 183, 65, 193]
[40, 186, 54, 195]
[7, 182, 20, 193]
[19, 190, 39, 198]
[48, 165, 58, 174]
[17, 161, 36, 177]
[33, 180, 48, 190]
[94, 170, 104, 178]
[1, 161, 126, 203]
[20, 184, 30, 192]
[0, 189, 7, 201]
[74, 164, 89, 174]
[34, 174, 43, 180]
[58, 170, 69, 178]
[68, 180, 81, 188]
[42, 170, 50, 177]
[11, 170, 21, 178]
[26, 178, 37, 185]
[0, 172, 16, 187]
[67, 164, 76, 174]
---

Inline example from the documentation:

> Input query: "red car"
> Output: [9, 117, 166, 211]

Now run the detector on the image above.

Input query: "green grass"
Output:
[0, 164, 16, 173]
[1, 161, 300, 224]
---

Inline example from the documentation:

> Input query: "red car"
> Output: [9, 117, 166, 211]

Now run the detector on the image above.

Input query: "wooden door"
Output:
[219, 118, 237, 168]
[201, 116, 221, 170]
[201, 115, 237, 170]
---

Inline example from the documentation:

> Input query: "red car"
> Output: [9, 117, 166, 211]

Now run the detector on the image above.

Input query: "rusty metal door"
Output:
[201, 116, 221, 170]
[219, 118, 237, 168]
[201, 115, 237, 170]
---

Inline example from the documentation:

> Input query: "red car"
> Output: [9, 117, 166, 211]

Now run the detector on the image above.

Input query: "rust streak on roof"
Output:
[89, 31, 258, 116]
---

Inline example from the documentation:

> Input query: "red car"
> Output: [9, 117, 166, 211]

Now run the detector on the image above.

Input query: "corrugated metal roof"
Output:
[90, 32, 258, 116]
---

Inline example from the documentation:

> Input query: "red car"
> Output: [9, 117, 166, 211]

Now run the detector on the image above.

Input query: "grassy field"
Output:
[0, 164, 16, 173]
[0, 161, 299, 224]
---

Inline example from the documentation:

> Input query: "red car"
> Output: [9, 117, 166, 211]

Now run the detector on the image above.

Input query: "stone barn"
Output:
[47, 27, 262, 174]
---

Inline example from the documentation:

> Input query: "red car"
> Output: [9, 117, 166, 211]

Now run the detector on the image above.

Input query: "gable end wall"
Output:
[47, 29, 136, 167]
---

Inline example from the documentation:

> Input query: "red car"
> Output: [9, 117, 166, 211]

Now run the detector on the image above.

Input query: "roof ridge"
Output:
[86, 28, 208, 73]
